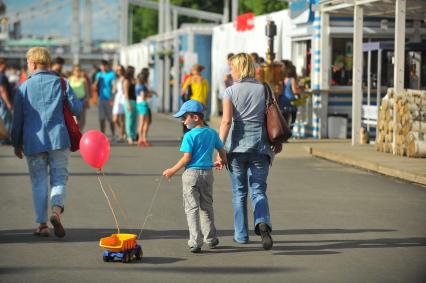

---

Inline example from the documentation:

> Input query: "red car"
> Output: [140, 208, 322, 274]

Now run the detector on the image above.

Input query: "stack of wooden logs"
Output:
[376, 88, 426, 157]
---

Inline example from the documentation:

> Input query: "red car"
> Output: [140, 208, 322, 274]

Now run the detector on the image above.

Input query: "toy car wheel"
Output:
[103, 256, 109, 262]
[122, 251, 130, 263]
[136, 247, 143, 260]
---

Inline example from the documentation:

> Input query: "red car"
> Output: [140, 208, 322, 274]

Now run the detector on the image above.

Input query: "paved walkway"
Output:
[0, 108, 425, 282]
[308, 142, 426, 186]
[208, 116, 426, 186]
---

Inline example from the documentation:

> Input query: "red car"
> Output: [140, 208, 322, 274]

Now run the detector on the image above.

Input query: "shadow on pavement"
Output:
[0, 228, 397, 244]
[271, 237, 426, 255]
[0, 265, 299, 274]
[1, 228, 423, 258]
[141, 257, 186, 264]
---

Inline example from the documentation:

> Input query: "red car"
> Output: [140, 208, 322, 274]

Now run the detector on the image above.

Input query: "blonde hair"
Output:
[230, 53, 256, 80]
[26, 47, 51, 67]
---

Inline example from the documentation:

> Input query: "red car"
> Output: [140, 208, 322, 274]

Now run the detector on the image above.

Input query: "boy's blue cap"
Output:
[174, 100, 205, 118]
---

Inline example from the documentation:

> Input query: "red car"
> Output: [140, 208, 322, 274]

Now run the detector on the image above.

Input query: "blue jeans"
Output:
[26, 149, 69, 223]
[227, 153, 271, 242]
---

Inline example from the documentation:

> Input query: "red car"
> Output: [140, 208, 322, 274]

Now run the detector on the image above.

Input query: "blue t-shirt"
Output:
[180, 127, 224, 169]
[95, 71, 116, 100]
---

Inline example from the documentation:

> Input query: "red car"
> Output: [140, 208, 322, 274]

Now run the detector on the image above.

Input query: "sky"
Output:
[3, 0, 120, 41]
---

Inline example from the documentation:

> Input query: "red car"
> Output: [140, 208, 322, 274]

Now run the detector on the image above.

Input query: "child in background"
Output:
[163, 100, 227, 253]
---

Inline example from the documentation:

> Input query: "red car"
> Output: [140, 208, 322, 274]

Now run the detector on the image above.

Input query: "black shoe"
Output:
[207, 238, 219, 249]
[190, 246, 201, 253]
[258, 223, 273, 250]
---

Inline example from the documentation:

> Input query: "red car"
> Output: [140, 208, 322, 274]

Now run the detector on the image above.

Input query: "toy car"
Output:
[100, 233, 143, 263]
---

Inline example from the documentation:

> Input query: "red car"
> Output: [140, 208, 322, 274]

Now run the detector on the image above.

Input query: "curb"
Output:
[309, 147, 426, 186]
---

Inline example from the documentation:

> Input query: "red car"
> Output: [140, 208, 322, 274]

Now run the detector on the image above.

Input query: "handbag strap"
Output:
[263, 82, 274, 107]
[59, 77, 66, 100]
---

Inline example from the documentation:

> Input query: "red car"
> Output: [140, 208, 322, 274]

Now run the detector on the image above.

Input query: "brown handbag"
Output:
[263, 83, 292, 144]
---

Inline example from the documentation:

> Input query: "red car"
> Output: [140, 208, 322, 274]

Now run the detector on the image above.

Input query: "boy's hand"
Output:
[214, 160, 228, 170]
[214, 154, 228, 170]
[162, 168, 175, 178]
[214, 161, 223, 170]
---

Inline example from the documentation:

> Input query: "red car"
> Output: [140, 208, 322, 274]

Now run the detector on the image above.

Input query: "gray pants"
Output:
[98, 99, 112, 122]
[182, 168, 217, 248]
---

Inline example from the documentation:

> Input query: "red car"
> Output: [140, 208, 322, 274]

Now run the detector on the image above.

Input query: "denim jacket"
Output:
[12, 70, 82, 156]
[225, 120, 273, 161]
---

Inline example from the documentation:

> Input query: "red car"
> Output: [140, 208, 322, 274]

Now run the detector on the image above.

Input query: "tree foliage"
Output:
[130, 5, 158, 44]
[130, 0, 288, 43]
[240, 0, 288, 16]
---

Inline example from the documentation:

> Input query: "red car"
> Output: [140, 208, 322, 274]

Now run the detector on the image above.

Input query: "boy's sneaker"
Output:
[190, 246, 201, 253]
[258, 223, 273, 250]
[207, 238, 219, 249]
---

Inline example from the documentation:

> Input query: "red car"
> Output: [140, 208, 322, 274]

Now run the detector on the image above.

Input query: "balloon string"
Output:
[137, 177, 163, 240]
[97, 170, 120, 234]
[100, 170, 134, 232]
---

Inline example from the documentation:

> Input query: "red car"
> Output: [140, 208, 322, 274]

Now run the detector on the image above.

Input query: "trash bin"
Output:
[327, 114, 348, 139]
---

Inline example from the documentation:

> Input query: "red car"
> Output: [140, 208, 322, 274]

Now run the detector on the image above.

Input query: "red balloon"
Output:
[79, 130, 110, 169]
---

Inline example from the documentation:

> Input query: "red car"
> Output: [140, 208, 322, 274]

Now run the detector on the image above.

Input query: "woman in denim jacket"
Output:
[11, 47, 82, 238]
[217, 53, 282, 250]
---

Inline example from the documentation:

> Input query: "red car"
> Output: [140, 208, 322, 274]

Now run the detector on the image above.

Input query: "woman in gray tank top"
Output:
[217, 53, 282, 250]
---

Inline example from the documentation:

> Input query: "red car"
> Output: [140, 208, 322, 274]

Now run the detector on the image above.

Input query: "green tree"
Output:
[239, 0, 288, 16]
[130, 0, 288, 43]
[130, 5, 158, 44]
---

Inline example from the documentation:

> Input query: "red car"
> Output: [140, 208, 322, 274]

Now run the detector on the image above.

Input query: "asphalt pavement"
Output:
[0, 107, 425, 283]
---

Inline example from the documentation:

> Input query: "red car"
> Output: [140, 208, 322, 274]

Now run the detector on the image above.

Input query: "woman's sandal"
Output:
[50, 212, 66, 238]
[33, 224, 50, 237]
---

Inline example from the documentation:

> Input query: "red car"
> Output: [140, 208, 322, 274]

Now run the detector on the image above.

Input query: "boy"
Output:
[163, 100, 227, 253]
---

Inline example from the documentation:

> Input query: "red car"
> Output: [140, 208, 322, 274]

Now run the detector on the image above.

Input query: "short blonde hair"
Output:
[26, 47, 51, 67]
[230, 53, 256, 80]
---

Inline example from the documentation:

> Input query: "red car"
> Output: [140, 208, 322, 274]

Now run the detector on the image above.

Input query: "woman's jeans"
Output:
[26, 149, 69, 223]
[124, 100, 137, 140]
[228, 153, 271, 242]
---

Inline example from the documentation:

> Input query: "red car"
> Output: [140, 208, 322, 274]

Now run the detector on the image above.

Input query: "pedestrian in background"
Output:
[90, 64, 100, 105]
[163, 100, 227, 253]
[11, 47, 82, 238]
[217, 53, 282, 250]
[18, 66, 28, 85]
[280, 60, 300, 129]
[136, 68, 152, 147]
[123, 66, 137, 144]
[180, 64, 209, 136]
[93, 60, 116, 139]
[112, 65, 126, 142]
[181, 64, 209, 108]
[218, 53, 234, 115]
[51, 56, 65, 77]
[0, 58, 13, 144]
[68, 64, 90, 131]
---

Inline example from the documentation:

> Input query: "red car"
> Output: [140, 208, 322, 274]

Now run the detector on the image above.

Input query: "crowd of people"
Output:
[87, 60, 155, 146]
[0, 56, 156, 147]
[1, 46, 302, 253]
